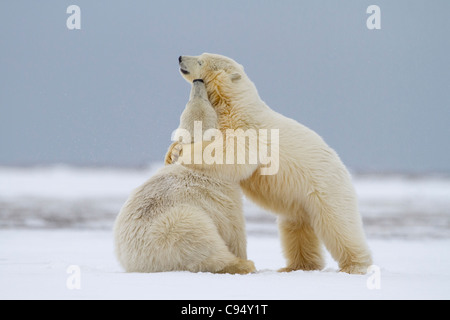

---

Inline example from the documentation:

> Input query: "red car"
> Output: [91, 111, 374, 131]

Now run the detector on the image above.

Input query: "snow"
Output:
[1, 230, 449, 300]
[1, 165, 450, 299]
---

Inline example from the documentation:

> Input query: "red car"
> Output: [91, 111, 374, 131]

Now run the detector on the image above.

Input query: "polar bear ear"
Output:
[230, 73, 242, 82]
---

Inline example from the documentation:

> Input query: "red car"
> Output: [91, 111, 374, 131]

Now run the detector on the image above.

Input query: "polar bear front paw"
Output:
[164, 142, 183, 165]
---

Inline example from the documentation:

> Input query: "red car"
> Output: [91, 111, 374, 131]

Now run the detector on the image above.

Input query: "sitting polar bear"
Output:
[114, 80, 256, 274]
[170, 53, 372, 274]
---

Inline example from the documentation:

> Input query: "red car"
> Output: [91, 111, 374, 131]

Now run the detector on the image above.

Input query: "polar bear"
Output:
[114, 80, 255, 274]
[169, 53, 372, 274]
[178, 79, 218, 138]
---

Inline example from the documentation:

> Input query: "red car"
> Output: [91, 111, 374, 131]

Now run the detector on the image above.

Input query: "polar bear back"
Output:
[113, 164, 245, 272]
[119, 165, 238, 220]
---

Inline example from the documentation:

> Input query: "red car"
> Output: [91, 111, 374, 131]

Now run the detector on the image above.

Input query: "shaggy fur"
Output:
[171, 53, 372, 274]
[114, 81, 256, 274]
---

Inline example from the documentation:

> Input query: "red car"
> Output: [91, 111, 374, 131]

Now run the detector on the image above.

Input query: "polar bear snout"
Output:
[179, 58, 191, 77]
[179, 55, 204, 82]
[179, 56, 188, 74]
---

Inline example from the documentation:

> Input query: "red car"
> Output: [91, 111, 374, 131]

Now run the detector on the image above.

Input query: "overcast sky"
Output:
[1, 1, 449, 173]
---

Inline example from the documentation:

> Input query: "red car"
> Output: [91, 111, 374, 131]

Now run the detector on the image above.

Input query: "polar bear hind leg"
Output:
[277, 213, 325, 272]
[307, 194, 373, 274]
[148, 205, 255, 274]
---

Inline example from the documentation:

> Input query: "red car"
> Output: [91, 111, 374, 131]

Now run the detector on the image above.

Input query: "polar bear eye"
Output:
[198, 60, 204, 66]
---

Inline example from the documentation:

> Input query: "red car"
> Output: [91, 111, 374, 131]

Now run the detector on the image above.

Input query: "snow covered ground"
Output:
[1, 165, 449, 299]
[1, 230, 449, 299]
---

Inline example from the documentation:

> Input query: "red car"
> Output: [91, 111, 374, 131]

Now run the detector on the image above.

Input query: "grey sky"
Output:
[1, 1, 449, 173]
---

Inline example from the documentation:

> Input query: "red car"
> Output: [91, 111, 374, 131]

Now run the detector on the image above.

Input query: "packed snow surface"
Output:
[1, 230, 449, 299]
[0, 165, 449, 299]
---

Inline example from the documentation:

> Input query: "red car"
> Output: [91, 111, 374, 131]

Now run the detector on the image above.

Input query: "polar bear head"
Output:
[178, 53, 259, 109]
[179, 53, 244, 85]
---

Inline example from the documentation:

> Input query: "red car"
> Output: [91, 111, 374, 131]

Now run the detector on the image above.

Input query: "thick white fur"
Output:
[114, 81, 255, 274]
[174, 53, 373, 274]
[177, 80, 218, 139]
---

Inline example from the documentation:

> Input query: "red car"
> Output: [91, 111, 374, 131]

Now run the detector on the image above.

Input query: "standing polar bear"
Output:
[114, 80, 255, 274]
[170, 53, 372, 274]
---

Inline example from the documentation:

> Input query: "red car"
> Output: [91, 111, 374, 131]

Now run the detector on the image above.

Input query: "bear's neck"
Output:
[205, 77, 259, 131]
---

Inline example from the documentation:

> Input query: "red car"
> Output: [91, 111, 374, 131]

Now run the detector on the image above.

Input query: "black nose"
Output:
[178, 56, 182, 63]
